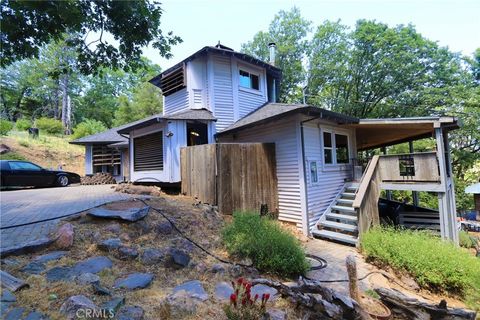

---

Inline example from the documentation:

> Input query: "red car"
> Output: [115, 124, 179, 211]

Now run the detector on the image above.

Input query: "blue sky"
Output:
[142, 0, 480, 70]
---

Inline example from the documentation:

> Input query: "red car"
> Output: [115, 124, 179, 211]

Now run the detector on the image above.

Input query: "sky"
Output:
[142, 0, 480, 70]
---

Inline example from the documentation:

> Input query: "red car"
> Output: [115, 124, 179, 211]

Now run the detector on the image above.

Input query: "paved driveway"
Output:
[0, 185, 130, 251]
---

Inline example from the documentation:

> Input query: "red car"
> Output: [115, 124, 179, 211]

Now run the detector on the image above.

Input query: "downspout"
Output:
[300, 114, 321, 236]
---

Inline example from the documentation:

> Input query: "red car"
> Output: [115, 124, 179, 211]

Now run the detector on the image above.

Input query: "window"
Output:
[399, 156, 415, 177]
[323, 132, 333, 164]
[322, 130, 351, 165]
[310, 161, 318, 183]
[335, 134, 349, 164]
[9, 161, 42, 171]
[134, 132, 164, 171]
[239, 70, 260, 90]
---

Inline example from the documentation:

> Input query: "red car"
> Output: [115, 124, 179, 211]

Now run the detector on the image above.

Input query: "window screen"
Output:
[323, 132, 333, 164]
[134, 132, 163, 171]
[335, 134, 349, 164]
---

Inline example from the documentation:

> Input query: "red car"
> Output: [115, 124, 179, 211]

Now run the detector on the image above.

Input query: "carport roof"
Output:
[70, 125, 128, 145]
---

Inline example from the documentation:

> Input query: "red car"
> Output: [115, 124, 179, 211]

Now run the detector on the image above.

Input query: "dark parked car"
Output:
[0, 160, 81, 188]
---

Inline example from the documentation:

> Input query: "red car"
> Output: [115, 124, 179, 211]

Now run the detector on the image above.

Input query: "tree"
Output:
[1, 0, 181, 74]
[241, 7, 311, 102]
[113, 83, 163, 126]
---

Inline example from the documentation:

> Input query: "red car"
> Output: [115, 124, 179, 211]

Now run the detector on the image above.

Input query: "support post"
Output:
[409, 141, 419, 207]
[381, 147, 392, 201]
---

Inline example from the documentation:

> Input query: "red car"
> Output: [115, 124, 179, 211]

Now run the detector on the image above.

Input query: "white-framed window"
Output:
[239, 69, 260, 90]
[322, 129, 351, 166]
[309, 160, 319, 184]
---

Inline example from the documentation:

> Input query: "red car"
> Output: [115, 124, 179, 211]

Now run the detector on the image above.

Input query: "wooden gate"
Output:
[180, 143, 278, 215]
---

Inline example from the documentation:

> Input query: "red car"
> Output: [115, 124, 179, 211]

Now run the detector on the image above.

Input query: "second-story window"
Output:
[239, 70, 259, 90]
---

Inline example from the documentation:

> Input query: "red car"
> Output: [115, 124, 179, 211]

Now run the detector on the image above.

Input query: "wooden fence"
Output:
[181, 143, 278, 215]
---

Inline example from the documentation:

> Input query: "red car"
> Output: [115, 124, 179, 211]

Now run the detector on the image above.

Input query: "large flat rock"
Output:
[173, 280, 208, 301]
[46, 256, 113, 282]
[88, 207, 149, 222]
[0, 237, 54, 258]
[114, 273, 154, 290]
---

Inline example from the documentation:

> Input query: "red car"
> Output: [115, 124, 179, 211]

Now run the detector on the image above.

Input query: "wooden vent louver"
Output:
[92, 146, 121, 166]
[134, 132, 163, 171]
[160, 63, 186, 96]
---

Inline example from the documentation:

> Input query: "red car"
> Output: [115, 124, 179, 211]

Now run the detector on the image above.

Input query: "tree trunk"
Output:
[61, 74, 72, 135]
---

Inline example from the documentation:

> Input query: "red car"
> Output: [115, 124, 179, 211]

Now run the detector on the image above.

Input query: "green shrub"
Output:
[459, 231, 478, 249]
[0, 151, 26, 160]
[18, 139, 30, 147]
[72, 119, 107, 140]
[361, 227, 480, 308]
[15, 118, 32, 131]
[222, 213, 309, 277]
[35, 117, 63, 135]
[0, 119, 13, 135]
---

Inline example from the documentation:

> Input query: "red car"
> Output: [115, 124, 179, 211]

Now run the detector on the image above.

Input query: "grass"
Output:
[0, 151, 27, 160]
[361, 227, 480, 310]
[5, 131, 82, 154]
[222, 212, 309, 277]
[459, 230, 478, 249]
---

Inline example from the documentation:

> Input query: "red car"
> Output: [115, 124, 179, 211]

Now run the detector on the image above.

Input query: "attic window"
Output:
[160, 64, 186, 96]
[239, 70, 259, 90]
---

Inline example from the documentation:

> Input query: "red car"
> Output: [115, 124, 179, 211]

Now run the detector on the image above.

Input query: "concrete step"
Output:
[332, 205, 356, 214]
[312, 229, 357, 245]
[326, 212, 358, 222]
[320, 220, 358, 232]
[337, 199, 354, 205]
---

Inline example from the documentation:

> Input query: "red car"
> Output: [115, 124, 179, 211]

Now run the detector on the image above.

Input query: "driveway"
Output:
[0, 185, 131, 251]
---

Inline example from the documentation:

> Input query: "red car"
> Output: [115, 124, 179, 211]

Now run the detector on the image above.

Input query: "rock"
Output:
[34, 251, 67, 263]
[399, 274, 420, 291]
[251, 284, 278, 301]
[92, 283, 112, 296]
[24, 311, 49, 320]
[156, 221, 173, 235]
[22, 262, 46, 275]
[116, 306, 144, 320]
[97, 238, 122, 252]
[165, 248, 190, 269]
[117, 246, 139, 260]
[1, 290, 16, 303]
[214, 282, 234, 301]
[0, 237, 54, 257]
[76, 273, 100, 285]
[266, 309, 287, 320]
[72, 256, 112, 275]
[101, 297, 125, 314]
[163, 290, 199, 317]
[4, 307, 26, 320]
[172, 280, 208, 301]
[114, 273, 154, 290]
[55, 223, 74, 249]
[229, 265, 242, 278]
[48, 294, 58, 301]
[0, 144, 11, 154]
[104, 223, 121, 234]
[46, 266, 75, 282]
[239, 257, 253, 266]
[87, 207, 149, 222]
[140, 248, 164, 265]
[134, 220, 152, 235]
[60, 295, 98, 320]
[211, 263, 226, 274]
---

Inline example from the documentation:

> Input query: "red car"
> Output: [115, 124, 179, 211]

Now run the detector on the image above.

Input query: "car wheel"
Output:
[57, 175, 69, 187]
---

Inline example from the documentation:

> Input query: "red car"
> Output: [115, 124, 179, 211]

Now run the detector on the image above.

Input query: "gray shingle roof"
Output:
[70, 125, 129, 145]
[217, 103, 359, 135]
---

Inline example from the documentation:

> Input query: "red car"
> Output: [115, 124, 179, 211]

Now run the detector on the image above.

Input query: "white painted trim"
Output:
[231, 57, 240, 121]
[296, 117, 310, 236]
[207, 53, 215, 113]
[237, 62, 265, 96]
[320, 125, 353, 169]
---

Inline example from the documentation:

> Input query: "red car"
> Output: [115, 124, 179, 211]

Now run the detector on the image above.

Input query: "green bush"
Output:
[72, 119, 107, 140]
[0, 119, 13, 135]
[15, 118, 32, 131]
[361, 227, 480, 308]
[459, 231, 478, 249]
[222, 213, 309, 277]
[0, 151, 26, 160]
[35, 117, 63, 135]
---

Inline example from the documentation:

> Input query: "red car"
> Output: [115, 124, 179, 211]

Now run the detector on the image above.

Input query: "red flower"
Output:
[254, 294, 259, 301]
[230, 293, 237, 307]
[237, 277, 244, 285]
[265, 293, 270, 301]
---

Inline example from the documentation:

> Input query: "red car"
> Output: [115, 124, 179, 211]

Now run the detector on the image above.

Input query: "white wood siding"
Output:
[303, 122, 356, 230]
[212, 55, 234, 131]
[85, 145, 92, 175]
[218, 117, 304, 229]
[238, 90, 266, 118]
[163, 88, 189, 115]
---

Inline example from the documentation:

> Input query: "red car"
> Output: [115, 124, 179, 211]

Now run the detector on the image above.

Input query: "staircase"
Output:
[311, 183, 359, 245]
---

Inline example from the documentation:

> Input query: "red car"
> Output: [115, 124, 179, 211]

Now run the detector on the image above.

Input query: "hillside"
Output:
[0, 131, 85, 175]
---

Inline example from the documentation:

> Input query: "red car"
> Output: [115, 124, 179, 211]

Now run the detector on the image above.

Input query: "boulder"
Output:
[117, 246, 139, 260]
[114, 273, 154, 290]
[46, 266, 75, 282]
[140, 248, 164, 265]
[0, 237, 54, 257]
[4, 307, 26, 320]
[156, 221, 173, 235]
[165, 248, 190, 269]
[116, 306, 144, 320]
[60, 295, 97, 320]
[172, 280, 208, 301]
[97, 238, 122, 252]
[214, 282, 234, 301]
[55, 223, 74, 249]
[87, 207, 149, 222]
[162, 290, 199, 318]
[75, 273, 100, 285]
[72, 256, 112, 275]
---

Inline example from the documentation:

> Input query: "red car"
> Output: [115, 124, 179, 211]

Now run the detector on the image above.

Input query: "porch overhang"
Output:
[343, 116, 459, 151]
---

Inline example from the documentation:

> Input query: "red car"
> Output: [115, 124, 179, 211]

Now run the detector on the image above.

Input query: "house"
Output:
[72, 43, 460, 245]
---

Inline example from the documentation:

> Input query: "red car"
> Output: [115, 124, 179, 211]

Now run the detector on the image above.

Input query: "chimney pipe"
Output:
[268, 42, 276, 66]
